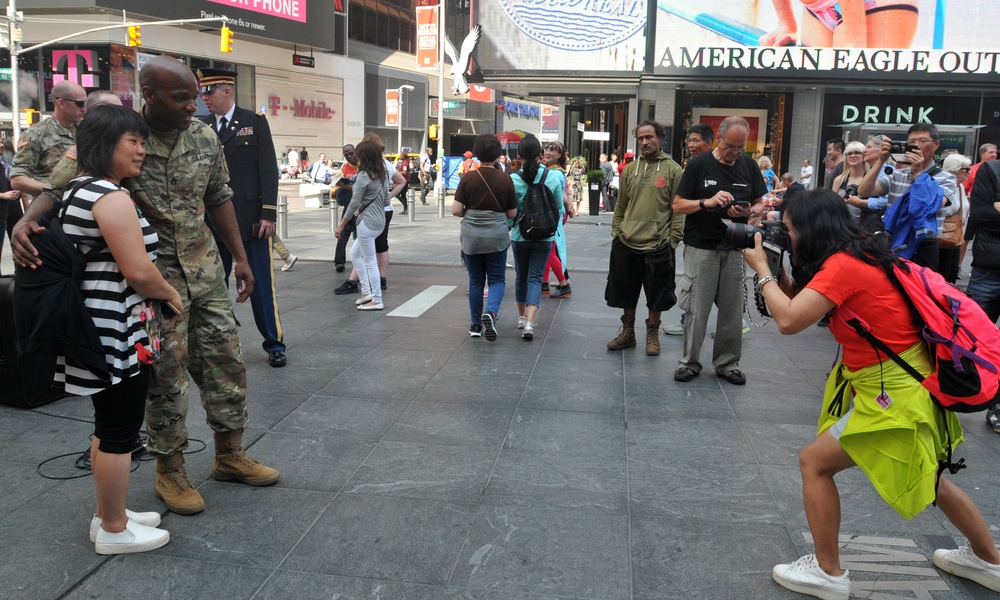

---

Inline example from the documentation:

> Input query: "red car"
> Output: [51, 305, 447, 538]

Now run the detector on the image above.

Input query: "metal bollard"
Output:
[278, 195, 288, 239]
[330, 197, 339, 232]
[407, 187, 415, 223]
[437, 182, 445, 218]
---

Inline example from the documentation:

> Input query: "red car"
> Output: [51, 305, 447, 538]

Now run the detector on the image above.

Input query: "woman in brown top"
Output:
[452, 134, 518, 341]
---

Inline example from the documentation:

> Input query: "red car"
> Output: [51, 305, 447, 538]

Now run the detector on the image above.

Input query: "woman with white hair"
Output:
[758, 156, 777, 193]
[940, 153, 973, 283]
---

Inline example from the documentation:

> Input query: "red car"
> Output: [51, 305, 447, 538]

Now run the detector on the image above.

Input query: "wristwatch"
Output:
[699, 198, 706, 211]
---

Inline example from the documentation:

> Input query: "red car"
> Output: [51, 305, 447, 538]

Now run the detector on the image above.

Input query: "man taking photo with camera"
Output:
[858, 125, 955, 273]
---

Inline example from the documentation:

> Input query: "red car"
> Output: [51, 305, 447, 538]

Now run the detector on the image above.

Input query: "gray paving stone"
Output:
[60, 554, 269, 599]
[452, 506, 630, 599]
[383, 403, 516, 447]
[241, 431, 376, 493]
[282, 493, 475, 585]
[318, 348, 453, 401]
[520, 356, 625, 414]
[0, 539, 107, 600]
[272, 395, 410, 440]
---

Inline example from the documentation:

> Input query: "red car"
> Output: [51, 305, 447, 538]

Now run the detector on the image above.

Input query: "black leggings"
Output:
[91, 366, 150, 454]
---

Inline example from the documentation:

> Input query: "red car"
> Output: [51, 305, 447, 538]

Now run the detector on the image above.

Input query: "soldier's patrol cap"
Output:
[196, 68, 237, 93]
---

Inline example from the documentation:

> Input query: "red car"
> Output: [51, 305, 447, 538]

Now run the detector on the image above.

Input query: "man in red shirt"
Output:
[962, 143, 997, 196]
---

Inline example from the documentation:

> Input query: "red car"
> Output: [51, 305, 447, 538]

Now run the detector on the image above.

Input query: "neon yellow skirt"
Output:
[820, 343, 964, 519]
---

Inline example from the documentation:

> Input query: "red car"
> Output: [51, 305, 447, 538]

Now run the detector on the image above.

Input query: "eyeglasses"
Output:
[56, 97, 86, 109]
[907, 138, 935, 145]
[718, 139, 745, 153]
[845, 151, 863, 157]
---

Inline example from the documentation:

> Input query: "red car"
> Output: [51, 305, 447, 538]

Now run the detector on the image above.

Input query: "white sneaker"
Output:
[357, 301, 384, 311]
[94, 519, 170, 555]
[772, 554, 850, 600]
[90, 510, 162, 542]
[933, 545, 1000, 592]
[281, 254, 298, 272]
[663, 320, 684, 336]
[522, 322, 534, 340]
[517, 316, 527, 330]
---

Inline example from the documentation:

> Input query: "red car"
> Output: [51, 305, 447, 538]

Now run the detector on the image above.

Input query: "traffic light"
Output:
[220, 26, 234, 53]
[428, 123, 439, 140]
[24, 109, 38, 126]
[127, 25, 141, 47]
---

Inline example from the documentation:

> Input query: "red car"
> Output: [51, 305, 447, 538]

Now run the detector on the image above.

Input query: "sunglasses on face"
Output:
[543, 144, 563, 153]
[56, 97, 86, 109]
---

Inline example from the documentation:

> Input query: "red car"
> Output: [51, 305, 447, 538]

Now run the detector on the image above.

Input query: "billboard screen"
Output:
[653, 0, 1000, 82]
[475, 0, 646, 71]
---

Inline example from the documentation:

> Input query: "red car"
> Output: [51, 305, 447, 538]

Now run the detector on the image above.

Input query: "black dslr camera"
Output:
[721, 220, 789, 252]
[844, 183, 860, 198]
[889, 141, 919, 156]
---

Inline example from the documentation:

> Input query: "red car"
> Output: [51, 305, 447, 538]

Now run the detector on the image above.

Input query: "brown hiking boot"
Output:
[212, 428, 280, 486]
[645, 319, 661, 356]
[155, 451, 205, 515]
[607, 315, 636, 350]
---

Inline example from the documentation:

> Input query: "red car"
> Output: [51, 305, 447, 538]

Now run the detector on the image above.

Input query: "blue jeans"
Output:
[967, 266, 1000, 324]
[466, 248, 508, 324]
[512, 240, 551, 307]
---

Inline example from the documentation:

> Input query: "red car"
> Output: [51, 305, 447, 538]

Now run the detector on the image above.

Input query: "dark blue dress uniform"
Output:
[198, 69, 286, 363]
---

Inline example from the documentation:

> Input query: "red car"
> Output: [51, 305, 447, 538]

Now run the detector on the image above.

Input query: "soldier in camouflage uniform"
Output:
[12, 57, 280, 516]
[9, 80, 85, 202]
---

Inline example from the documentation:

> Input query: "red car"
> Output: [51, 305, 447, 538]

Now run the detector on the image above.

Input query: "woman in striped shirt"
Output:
[62, 105, 182, 554]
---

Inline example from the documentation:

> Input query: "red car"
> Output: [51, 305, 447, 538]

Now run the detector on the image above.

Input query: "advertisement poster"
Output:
[654, 0, 1000, 82]
[385, 89, 399, 127]
[475, 0, 646, 71]
[416, 5, 439, 69]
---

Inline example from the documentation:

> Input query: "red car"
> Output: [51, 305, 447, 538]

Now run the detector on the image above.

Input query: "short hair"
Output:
[599, 153, 607, 161]
[75, 105, 149, 180]
[687, 123, 714, 144]
[780, 172, 795, 183]
[633, 120, 666, 140]
[473, 133, 502, 163]
[845, 141, 865, 155]
[907, 123, 939, 141]
[826, 138, 846, 153]
[85, 90, 119, 111]
[979, 143, 997, 157]
[719, 116, 750, 139]
[942, 153, 972, 173]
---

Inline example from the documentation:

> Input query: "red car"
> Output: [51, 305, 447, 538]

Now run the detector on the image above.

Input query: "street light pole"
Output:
[396, 84, 414, 154]
[436, 0, 446, 217]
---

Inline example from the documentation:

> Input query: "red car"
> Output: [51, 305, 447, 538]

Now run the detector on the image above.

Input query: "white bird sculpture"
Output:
[442, 24, 482, 96]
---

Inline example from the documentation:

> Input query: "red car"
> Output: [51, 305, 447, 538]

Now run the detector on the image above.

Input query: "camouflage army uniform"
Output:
[128, 122, 249, 455]
[9, 116, 76, 184]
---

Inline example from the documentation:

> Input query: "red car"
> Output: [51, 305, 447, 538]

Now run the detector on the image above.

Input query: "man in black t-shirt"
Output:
[672, 116, 767, 386]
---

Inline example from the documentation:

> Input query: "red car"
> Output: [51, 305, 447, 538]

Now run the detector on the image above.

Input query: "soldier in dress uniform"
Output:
[198, 67, 287, 368]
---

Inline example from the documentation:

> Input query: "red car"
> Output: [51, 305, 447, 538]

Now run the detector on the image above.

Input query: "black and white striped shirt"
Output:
[56, 177, 158, 395]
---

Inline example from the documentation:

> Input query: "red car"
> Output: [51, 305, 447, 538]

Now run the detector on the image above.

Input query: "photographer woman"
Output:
[67, 105, 182, 553]
[743, 189, 1000, 599]
[831, 141, 867, 223]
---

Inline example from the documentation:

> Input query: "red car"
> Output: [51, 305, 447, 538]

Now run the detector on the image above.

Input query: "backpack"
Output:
[516, 167, 559, 240]
[840, 260, 1000, 413]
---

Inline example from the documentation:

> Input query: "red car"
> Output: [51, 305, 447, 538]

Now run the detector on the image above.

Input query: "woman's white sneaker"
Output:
[90, 509, 162, 542]
[94, 519, 170, 555]
[933, 545, 1000, 592]
[772, 554, 850, 600]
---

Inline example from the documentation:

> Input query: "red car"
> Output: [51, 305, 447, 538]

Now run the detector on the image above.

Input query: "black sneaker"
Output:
[334, 279, 359, 295]
[469, 324, 483, 338]
[482, 312, 497, 342]
[541, 282, 550, 295]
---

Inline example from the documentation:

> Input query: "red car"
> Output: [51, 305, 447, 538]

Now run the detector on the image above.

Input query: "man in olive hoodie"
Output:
[606, 121, 683, 356]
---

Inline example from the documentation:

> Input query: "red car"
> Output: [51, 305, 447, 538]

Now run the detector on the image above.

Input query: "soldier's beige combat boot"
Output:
[155, 451, 205, 515]
[212, 428, 280, 486]
[645, 318, 661, 356]
[607, 315, 636, 350]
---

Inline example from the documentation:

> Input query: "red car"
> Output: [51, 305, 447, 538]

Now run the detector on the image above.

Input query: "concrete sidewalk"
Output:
[1, 202, 998, 599]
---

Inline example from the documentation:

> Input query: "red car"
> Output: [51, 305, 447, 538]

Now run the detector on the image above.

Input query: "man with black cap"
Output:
[198, 67, 287, 368]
